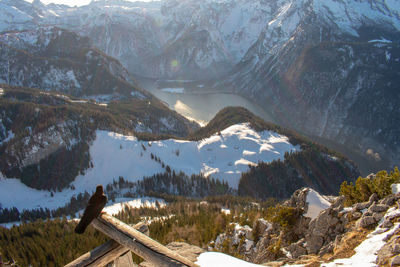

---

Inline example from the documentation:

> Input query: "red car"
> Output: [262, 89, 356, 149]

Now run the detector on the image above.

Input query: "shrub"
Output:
[340, 167, 400, 206]
[268, 206, 300, 230]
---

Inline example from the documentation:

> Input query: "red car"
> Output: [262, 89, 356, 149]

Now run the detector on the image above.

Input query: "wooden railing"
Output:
[65, 213, 200, 267]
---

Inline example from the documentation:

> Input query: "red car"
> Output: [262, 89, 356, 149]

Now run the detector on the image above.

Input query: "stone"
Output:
[368, 193, 378, 203]
[305, 201, 347, 255]
[391, 255, 400, 266]
[253, 218, 271, 238]
[306, 235, 324, 255]
[357, 215, 376, 228]
[285, 239, 307, 259]
[319, 242, 334, 256]
[373, 212, 385, 223]
[393, 244, 400, 254]
[353, 201, 370, 212]
[381, 195, 397, 206]
[252, 235, 281, 263]
[352, 211, 362, 219]
[284, 188, 309, 212]
[334, 223, 344, 234]
[292, 216, 311, 237]
[333, 234, 343, 250]
[331, 196, 344, 210]
[368, 203, 389, 213]
[381, 220, 394, 229]
[233, 224, 253, 240]
[377, 226, 400, 266]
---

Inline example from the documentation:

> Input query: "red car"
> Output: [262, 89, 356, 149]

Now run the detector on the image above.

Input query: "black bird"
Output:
[75, 185, 107, 234]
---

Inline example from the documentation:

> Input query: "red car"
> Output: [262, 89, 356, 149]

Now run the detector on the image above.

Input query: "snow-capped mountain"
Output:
[216, 0, 400, 174]
[1, 0, 399, 77]
[0, 0, 277, 78]
[0, 0, 398, 172]
[0, 26, 146, 97]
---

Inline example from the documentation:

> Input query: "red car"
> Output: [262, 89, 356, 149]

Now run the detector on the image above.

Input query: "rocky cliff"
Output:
[211, 186, 400, 266]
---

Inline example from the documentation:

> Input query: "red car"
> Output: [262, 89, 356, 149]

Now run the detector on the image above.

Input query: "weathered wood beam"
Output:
[92, 213, 200, 267]
[65, 222, 147, 267]
[114, 251, 137, 267]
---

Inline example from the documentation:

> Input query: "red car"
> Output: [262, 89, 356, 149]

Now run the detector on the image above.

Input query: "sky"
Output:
[25, 0, 155, 7]
[25, 0, 92, 6]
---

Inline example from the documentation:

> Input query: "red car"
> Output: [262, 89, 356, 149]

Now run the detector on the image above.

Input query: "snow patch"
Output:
[391, 183, 400, 194]
[221, 208, 231, 215]
[161, 88, 185, 93]
[305, 188, 331, 220]
[196, 252, 263, 267]
[103, 197, 166, 215]
[368, 38, 392, 44]
[0, 130, 14, 145]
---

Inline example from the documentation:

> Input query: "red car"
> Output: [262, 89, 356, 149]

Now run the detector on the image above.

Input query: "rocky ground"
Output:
[177, 187, 400, 266]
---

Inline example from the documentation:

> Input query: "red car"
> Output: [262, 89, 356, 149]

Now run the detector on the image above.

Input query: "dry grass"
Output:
[329, 228, 371, 260]
[272, 227, 371, 267]
[305, 261, 322, 267]
[265, 255, 322, 267]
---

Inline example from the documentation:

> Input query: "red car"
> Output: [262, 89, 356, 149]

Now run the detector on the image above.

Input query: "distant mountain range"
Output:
[0, 0, 398, 175]
[0, 26, 143, 97]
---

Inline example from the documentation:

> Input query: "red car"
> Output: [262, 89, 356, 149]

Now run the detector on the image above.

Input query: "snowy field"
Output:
[0, 123, 299, 211]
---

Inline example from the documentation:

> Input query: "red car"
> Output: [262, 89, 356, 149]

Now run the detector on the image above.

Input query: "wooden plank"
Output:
[92, 213, 200, 267]
[65, 222, 147, 267]
[114, 251, 137, 267]
[65, 239, 128, 267]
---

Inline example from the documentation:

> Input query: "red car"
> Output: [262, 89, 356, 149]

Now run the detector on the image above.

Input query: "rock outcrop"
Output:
[216, 187, 400, 265]
[214, 223, 255, 259]
[305, 196, 346, 255]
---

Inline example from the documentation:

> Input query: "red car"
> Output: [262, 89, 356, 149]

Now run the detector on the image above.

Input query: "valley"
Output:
[137, 77, 275, 126]
[137, 77, 383, 176]
[0, 0, 399, 266]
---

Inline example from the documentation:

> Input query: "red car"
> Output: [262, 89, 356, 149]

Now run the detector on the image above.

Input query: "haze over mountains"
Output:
[0, 0, 398, 176]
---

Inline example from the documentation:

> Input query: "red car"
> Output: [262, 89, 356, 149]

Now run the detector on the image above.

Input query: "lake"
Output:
[138, 79, 275, 126]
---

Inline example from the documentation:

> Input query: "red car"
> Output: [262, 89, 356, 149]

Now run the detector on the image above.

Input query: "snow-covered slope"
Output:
[0, 123, 299, 210]
[77, 123, 298, 190]
[304, 188, 331, 220]
[102, 197, 166, 216]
